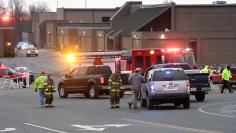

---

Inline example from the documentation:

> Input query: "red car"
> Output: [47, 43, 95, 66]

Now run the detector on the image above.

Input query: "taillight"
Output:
[187, 82, 190, 91]
[100, 77, 104, 84]
[149, 83, 155, 92]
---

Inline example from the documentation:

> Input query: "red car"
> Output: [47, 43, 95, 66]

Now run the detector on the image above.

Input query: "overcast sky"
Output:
[4, 0, 236, 11]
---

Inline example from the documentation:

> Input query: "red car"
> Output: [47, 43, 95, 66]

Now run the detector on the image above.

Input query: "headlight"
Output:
[35, 50, 39, 53]
[27, 51, 30, 53]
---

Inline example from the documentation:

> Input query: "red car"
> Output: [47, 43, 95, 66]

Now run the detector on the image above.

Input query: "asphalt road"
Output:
[0, 88, 236, 133]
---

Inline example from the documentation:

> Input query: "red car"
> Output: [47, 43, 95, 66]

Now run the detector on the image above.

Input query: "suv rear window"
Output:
[152, 69, 187, 81]
[87, 66, 112, 75]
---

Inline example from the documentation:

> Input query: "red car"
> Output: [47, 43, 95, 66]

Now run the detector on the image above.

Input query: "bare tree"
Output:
[8, 0, 26, 42]
[28, 1, 50, 16]
[0, 0, 6, 16]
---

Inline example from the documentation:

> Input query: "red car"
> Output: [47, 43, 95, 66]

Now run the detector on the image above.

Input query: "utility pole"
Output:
[57, 0, 59, 9]
[85, 0, 87, 8]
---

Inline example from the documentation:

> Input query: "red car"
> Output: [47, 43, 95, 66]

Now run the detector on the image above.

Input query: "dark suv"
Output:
[58, 65, 130, 99]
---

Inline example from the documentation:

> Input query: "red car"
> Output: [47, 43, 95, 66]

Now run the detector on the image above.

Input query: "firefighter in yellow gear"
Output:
[108, 71, 122, 109]
[44, 74, 56, 107]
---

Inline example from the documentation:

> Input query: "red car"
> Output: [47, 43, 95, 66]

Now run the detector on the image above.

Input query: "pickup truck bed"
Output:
[145, 63, 210, 102]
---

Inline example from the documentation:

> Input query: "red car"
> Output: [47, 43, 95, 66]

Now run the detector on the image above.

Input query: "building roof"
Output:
[176, 3, 236, 7]
[57, 23, 111, 29]
[106, 5, 170, 38]
[64, 8, 119, 12]
[39, 20, 68, 27]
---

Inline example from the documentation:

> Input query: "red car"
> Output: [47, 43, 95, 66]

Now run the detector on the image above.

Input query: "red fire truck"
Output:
[127, 48, 196, 72]
[66, 48, 196, 73]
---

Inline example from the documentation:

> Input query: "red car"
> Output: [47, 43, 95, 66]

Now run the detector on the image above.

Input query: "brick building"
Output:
[33, 1, 236, 64]
[106, 2, 236, 64]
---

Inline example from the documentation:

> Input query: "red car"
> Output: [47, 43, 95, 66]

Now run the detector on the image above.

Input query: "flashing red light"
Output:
[167, 48, 180, 52]
[2, 14, 10, 22]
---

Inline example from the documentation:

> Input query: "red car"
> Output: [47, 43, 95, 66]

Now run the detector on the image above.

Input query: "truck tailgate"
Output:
[187, 73, 210, 88]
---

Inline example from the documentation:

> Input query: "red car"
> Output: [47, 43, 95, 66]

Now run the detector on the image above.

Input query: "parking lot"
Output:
[0, 88, 236, 133]
[1, 50, 236, 133]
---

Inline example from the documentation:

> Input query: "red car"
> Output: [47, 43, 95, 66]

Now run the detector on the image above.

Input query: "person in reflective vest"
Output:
[221, 65, 233, 93]
[202, 65, 209, 74]
[44, 74, 56, 107]
[108, 71, 122, 109]
[34, 72, 47, 106]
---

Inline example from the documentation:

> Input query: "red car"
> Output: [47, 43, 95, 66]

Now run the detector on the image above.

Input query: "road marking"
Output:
[71, 124, 131, 131]
[24, 123, 68, 133]
[198, 102, 236, 118]
[121, 118, 221, 133]
[0, 128, 16, 132]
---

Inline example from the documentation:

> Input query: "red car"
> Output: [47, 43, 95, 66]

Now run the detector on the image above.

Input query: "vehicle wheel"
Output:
[174, 103, 181, 107]
[58, 84, 68, 98]
[141, 95, 147, 107]
[183, 97, 190, 109]
[120, 91, 124, 98]
[89, 85, 98, 99]
[195, 92, 205, 102]
[146, 96, 153, 110]
[84, 92, 90, 98]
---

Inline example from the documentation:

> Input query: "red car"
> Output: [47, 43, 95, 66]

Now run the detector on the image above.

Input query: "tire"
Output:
[174, 103, 181, 107]
[58, 84, 68, 98]
[146, 96, 153, 110]
[141, 95, 147, 107]
[84, 92, 90, 98]
[195, 92, 205, 102]
[89, 85, 98, 99]
[183, 97, 190, 109]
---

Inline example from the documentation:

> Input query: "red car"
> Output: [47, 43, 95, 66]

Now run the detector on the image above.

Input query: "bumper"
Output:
[148, 93, 189, 100]
[99, 85, 131, 91]
[190, 87, 210, 93]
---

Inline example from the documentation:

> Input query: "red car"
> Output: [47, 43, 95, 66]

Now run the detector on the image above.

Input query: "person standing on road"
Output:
[34, 72, 47, 106]
[44, 74, 56, 107]
[128, 68, 144, 109]
[209, 66, 217, 89]
[202, 65, 210, 74]
[221, 65, 233, 93]
[108, 71, 122, 109]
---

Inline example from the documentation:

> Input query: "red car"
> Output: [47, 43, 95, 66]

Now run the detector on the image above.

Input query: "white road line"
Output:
[24, 123, 68, 133]
[121, 118, 221, 133]
[198, 102, 236, 118]
[0, 128, 16, 132]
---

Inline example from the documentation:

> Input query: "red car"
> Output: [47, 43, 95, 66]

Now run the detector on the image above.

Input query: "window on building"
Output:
[102, 17, 110, 23]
